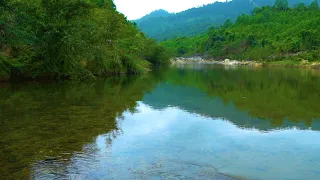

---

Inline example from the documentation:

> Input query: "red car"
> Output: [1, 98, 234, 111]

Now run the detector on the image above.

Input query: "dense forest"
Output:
[135, 0, 314, 41]
[1, 0, 319, 82]
[162, 0, 320, 62]
[0, 0, 169, 81]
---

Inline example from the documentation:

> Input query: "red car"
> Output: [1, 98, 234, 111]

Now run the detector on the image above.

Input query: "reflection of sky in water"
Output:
[33, 102, 320, 180]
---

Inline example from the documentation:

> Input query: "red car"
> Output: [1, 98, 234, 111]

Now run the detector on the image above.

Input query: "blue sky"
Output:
[114, 0, 223, 20]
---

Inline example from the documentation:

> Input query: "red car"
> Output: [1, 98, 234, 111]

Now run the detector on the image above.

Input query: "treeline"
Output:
[135, 0, 313, 41]
[0, 0, 169, 81]
[162, 0, 320, 62]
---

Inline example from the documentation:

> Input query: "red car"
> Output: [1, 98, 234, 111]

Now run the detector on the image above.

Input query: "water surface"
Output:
[1, 65, 320, 180]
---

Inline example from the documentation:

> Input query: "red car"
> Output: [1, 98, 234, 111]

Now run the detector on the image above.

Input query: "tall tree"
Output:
[274, 0, 289, 10]
[309, 0, 319, 9]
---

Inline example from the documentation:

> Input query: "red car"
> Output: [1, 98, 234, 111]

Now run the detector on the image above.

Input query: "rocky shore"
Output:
[170, 57, 262, 67]
[170, 56, 320, 70]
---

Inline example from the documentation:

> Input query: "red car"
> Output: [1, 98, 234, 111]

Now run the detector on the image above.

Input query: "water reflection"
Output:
[143, 83, 320, 131]
[162, 64, 320, 128]
[32, 103, 320, 180]
[0, 75, 158, 179]
[1, 65, 320, 180]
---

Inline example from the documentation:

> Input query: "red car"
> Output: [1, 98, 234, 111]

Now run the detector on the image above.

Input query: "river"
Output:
[1, 64, 320, 180]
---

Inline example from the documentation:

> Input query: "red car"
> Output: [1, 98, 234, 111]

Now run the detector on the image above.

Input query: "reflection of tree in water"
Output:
[0, 74, 159, 179]
[31, 127, 123, 179]
[145, 65, 320, 129]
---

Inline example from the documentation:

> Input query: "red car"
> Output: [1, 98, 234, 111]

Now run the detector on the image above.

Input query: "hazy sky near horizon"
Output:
[114, 0, 223, 20]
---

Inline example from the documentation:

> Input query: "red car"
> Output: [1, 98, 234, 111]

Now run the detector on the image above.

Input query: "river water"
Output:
[1, 64, 320, 180]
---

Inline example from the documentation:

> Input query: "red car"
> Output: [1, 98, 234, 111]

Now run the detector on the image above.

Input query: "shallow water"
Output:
[1, 65, 320, 180]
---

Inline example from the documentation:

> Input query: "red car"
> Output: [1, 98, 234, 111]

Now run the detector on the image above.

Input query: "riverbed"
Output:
[1, 64, 320, 179]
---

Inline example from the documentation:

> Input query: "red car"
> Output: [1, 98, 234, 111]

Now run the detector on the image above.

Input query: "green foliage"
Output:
[135, 0, 313, 41]
[0, 0, 169, 80]
[162, 5, 320, 62]
[0, 56, 9, 78]
[309, 0, 319, 9]
[161, 34, 207, 57]
[275, 0, 290, 10]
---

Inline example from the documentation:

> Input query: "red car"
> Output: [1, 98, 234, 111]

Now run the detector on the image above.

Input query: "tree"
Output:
[247, 34, 257, 47]
[294, 3, 306, 11]
[222, 19, 232, 28]
[274, 0, 289, 10]
[309, 0, 319, 10]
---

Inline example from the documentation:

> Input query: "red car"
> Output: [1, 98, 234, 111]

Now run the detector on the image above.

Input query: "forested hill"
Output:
[0, 0, 169, 81]
[135, 0, 314, 41]
[161, 1, 320, 62]
[135, 9, 171, 23]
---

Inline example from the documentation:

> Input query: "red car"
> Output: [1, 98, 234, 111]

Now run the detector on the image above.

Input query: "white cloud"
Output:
[114, 0, 224, 20]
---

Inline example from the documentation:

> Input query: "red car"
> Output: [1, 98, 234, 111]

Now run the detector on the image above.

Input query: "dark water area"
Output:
[1, 64, 320, 180]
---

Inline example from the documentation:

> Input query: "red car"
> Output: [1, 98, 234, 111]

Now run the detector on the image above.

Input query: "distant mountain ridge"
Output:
[134, 0, 314, 41]
[135, 9, 170, 23]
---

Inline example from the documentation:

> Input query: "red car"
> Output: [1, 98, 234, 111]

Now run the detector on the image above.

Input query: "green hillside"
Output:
[161, 1, 320, 62]
[0, 0, 169, 81]
[135, 0, 314, 41]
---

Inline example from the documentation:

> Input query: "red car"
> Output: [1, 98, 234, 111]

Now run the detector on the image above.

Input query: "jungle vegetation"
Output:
[0, 0, 170, 81]
[135, 0, 314, 41]
[161, 0, 320, 62]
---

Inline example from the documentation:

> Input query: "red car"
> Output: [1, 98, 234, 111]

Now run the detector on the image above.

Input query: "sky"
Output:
[114, 0, 223, 20]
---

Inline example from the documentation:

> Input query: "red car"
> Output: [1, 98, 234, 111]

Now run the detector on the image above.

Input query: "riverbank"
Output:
[171, 57, 262, 67]
[170, 57, 320, 70]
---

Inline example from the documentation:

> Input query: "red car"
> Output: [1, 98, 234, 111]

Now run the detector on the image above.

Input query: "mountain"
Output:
[161, 3, 320, 62]
[135, 0, 314, 41]
[135, 9, 170, 23]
